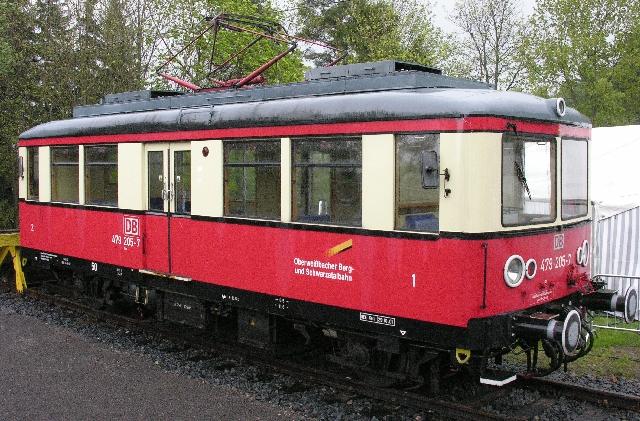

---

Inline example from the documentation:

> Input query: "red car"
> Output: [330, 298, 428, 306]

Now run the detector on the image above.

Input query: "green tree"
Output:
[74, 0, 103, 105]
[521, 0, 640, 126]
[31, 0, 76, 120]
[0, 0, 39, 229]
[295, 0, 451, 69]
[100, 0, 142, 93]
[451, 0, 527, 90]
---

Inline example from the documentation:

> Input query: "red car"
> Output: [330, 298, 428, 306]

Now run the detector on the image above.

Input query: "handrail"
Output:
[592, 273, 640, 281]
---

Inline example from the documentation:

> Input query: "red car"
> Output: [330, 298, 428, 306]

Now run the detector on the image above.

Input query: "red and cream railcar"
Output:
[16, 61, 637, 385]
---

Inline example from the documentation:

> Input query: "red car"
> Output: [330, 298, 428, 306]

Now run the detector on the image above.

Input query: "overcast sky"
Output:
[430, 0, 536, 33]
[276, 0, 538, 36]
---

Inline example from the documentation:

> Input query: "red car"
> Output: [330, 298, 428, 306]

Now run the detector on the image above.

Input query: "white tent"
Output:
[591, 125, 640, 323]
[591, 125, 640, 217]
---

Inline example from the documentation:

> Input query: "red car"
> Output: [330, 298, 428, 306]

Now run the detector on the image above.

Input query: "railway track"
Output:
[14, 287, 640, 421]
[517, 376, 640, 412]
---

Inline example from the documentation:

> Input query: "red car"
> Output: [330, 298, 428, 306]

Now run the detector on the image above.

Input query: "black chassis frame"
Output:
[22, 247, 535, 352]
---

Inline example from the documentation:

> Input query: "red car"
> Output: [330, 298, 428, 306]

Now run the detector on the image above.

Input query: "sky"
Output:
[275, 0, 538, 36]
[428, 0, 537, 34]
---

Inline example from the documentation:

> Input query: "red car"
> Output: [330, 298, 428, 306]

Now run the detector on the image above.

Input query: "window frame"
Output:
[84, 144, 118, 207]
[223, 139, 281, 220]
[560, 137, 589, 221]
[501, 133, 557, 228]
[50, 145, 80, 204]
[291, 136, 362, 227]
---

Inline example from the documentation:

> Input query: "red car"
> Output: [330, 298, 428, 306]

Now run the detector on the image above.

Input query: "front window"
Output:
[502, 134, 556, 226]
[561, 138, 588, 219]
[292, 137, 361, 226]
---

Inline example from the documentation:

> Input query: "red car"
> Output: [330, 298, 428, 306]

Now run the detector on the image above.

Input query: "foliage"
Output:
[0, 0, 37, 229]
[451, 0, 527, 90]
[295, 0, 452, 69]
[2, 0, 640, 230]
[149, 0, 305, 90]
[521, 0, 640, 126]
[0, 0, 147, 228]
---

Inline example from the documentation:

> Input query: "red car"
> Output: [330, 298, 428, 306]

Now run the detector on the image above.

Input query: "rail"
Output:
[0, 231, 26, 293]
[592, 273, 639, 333]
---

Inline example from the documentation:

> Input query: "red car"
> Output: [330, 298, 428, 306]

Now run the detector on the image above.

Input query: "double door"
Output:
[144, 143, 191, 273]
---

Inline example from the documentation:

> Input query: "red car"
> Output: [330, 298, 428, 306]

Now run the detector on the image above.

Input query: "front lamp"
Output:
[504, 255, 525, 288]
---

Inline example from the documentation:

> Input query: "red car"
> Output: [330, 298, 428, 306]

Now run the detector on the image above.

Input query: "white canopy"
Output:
[591, 125, 640, 218]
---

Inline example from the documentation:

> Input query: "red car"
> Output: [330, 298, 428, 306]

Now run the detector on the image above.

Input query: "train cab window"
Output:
[27, 147, 39, 200]
[396, 134, 440, 232]
[502, 134, 556, 226]
[292, 138, 361, 226]
[224, 140, 280, 219]
[561, 139, 588, 220]
[174, 150, 191, 214]
[85, 145, 118, 207]
[51, 146, 79, 203]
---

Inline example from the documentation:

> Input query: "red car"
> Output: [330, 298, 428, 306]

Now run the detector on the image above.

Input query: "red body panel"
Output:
[145, 214, 169, 273]
[20, 202, 591, 328]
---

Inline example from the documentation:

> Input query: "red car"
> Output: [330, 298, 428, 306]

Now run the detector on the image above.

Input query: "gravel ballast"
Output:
[1, 291, 639, 421]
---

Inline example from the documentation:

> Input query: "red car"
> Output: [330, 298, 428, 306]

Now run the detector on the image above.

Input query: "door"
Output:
[144, 142, 191, 274]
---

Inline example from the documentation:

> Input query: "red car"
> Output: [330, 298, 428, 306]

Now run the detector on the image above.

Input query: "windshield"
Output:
[561, 138, 588, 220]
[502, 134, 557, 226]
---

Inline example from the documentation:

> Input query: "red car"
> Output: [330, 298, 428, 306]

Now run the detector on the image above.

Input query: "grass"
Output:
[571, 316, 640, 378]
[504, 316, 640, 379]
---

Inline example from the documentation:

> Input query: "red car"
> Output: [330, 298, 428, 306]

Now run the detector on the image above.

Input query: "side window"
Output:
[27, 147, 39, 200]
[396, 134, 440, 232]
[51, 146, 79, 203]
[292, 137, 361, 226]
[561, 138, 588, 220]
[224, 140, 280, 219]
[85, 145, 118, 207]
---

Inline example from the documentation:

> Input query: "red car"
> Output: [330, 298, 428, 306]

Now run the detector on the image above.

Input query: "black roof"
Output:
[20, 61, 590, 140]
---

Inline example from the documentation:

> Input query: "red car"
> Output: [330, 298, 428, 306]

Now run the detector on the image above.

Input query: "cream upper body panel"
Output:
[118, 143, 145, 210]
[441, 132, 590, 233]
[191, 140, 223, 217]
[20, 130, 589, 235]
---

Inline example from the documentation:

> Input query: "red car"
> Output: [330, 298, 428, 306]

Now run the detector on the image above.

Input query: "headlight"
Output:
[525, 259, 537, 280]
[581, 240, 589, 266]
[576, 240, 590, 267]
[504, 255, 525, 287]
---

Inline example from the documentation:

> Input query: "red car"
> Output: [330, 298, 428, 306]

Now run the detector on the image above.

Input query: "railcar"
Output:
[16, 60, 638, 389]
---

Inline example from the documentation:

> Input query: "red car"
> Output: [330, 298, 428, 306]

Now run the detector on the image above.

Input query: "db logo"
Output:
[553, 233, 564, 250]
[123, 216, 140, 237]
